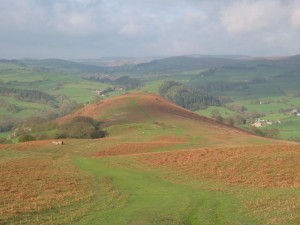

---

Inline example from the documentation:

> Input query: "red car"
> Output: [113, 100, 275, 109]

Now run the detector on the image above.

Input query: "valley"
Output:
[0, 56, 299, 224]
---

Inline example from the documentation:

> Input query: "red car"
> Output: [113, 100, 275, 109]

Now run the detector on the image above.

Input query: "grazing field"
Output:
[1, 93, 299, 224]
[1, 56, 300, 141]
[0, 55, 300, 223]
[0, 60, 113, 122]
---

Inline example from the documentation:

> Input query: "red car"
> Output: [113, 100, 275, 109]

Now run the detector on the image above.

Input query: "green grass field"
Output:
[1, 57, 300, 141]
[72, 156, 260, 225]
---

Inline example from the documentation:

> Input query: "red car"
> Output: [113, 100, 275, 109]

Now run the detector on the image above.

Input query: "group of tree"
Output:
[56, 116, 106, 139]
[210, 109, 246, 126]
[0, 120, 15, 133]
[0, 115, 107, 143]
[250, 127, 280, 139]
[0, 86, 56, 104]
[85, 76, 141, 90]
[210, 109, 279, 138]
[159, 81, 221, 111]
[203, 81, 249, 92]
[225, 103, 247, 113]
[0, 99, 22, 113]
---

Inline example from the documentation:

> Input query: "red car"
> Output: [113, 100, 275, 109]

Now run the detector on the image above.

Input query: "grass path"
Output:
[73, 156, 259, 225]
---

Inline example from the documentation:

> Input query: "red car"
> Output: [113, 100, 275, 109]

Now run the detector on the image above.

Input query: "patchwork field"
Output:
[0, 93, 299, 224]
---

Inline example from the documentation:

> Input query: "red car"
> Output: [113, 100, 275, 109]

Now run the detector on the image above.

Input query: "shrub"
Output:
[57, 116, 106, 139]
[18, 134, 35, 142]
[0, 138, 10, 144]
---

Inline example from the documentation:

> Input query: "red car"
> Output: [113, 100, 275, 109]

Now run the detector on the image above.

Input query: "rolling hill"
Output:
[56, 92, 276, 151]
[20, 58, 105, 72]
[110, 54, 300, 75]
[133, 56, 238, 73]
[0, 91, 299, 224]
[0, 56, 300, 224]
[58, 92, 227, 124]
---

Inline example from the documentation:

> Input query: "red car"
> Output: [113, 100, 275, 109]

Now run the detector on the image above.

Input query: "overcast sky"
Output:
[0, 0, 300, 59]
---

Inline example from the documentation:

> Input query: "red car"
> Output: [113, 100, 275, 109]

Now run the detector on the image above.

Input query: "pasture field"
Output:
[1, 93, 299, 224]
[140, 80, 163, 93]
[0, 63, 114, 122]
[1, 56, 300, 141]
[0, 134, 299, 224]
[195, 106, 235, 118]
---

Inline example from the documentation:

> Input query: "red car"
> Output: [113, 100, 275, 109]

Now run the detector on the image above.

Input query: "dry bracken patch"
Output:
[244, 194, 300, 225]
[138, 144, 300, 188]
[0, 157, 93, 224]
[92, 142, 178, 157]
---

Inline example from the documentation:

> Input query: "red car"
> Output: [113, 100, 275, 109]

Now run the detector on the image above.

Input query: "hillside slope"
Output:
[57, 93, 274, 150]
[1, 93, 299, 225]
[59, 93, 244, 130]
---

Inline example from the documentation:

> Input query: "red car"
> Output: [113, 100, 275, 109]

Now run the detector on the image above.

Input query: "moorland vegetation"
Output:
[0, 92, 299, 224]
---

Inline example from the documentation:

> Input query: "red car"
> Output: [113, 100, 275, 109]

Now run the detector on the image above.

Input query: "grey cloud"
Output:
[0, 0, 299, 59]
[291, 5, 300, 29]
[220, 0, 288, 34]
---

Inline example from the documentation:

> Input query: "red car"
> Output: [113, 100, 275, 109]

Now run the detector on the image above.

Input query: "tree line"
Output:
[85, 76, 141, 90]
[0, 86, 56, 104]
[159, 81, 221, 111]
[1, 115, 107, 143]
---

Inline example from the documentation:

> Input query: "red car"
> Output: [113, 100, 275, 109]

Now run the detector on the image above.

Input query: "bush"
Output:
[210, 109, 224, 123]
[250, 127, 279, 139]
[0, 121, 15, 132]
[288, 136, 300, 142]
[57, 116, 106, 139]
[0, 138, 10, 144]
[18, 134, 35, 142]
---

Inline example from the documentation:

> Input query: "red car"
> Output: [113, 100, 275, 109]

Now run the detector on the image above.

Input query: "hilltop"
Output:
[56, 93, 274, 150]
[59, 92, 247, 131]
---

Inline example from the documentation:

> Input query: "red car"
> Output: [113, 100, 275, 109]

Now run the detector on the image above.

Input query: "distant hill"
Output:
[0, 58, 106, 73]
[20, 58, 105, 72]
[115, 54, 300, 74]
[275, 55, 300, 69]
[134, 56, 238, 72]
[75, 57, 158, 67]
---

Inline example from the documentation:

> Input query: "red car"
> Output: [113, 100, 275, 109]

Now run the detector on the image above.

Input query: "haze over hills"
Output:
[74, 56, 160, 67]
[1, 0, 300, 223]
[0, 58, 105, 73]
[130, 54, 300, 73]
[0, 54, 299, 225]
[1, 54, 299, 73]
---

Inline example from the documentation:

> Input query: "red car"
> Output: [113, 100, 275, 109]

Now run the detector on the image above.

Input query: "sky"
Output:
[0, 0, 300, 59]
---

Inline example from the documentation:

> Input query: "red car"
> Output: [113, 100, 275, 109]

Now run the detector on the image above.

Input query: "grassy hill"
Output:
[128, 55, 300, 141]
[58, 93, 258, 147]
[1, 92, 299, 224]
